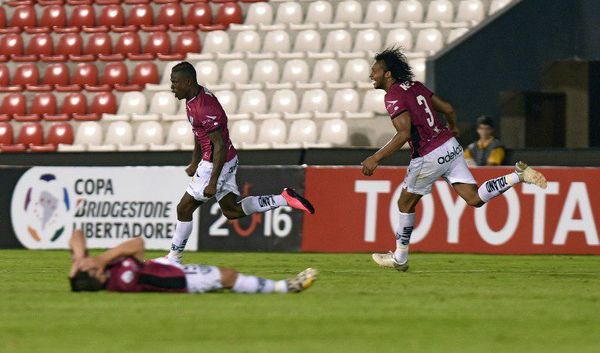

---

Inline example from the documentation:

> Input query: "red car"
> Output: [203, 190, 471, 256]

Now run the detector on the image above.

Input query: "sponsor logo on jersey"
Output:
[205, 115, 217, 120]
[385, 100, 398, 109]
[437, 145, 464, 165]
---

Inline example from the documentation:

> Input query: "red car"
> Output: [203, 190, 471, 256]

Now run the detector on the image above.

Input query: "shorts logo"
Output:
[437, 145, 463, 165]
[11, 173, 71, 248]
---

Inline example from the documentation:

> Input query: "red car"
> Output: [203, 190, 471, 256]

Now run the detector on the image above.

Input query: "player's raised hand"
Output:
[361, 156, 379, 176]
[203, 183, 217, 198]
[185, 163, 198, 177]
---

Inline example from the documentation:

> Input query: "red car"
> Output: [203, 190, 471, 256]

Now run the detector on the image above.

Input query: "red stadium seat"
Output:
[0, 93, 26, 120]
[73, 92, 116, 120]
[3, 34, 25, 57]
[14, 92, 57, 122]
[10, 5, 37, 28]
[39, 5, 67, 28]
[68, 5, 96, 27]
[144, 31, 171, 55]
[12, 63, 39, 86]
[72, 63, 98, 86]
[131, 62, 159, 86]
[46, 122, 74, 145]
[42, 63, 70, 86]
[101, 62, 128, 86]
[61, 93, 87, 117]
[56, 33, 84, 56]
[0, 8, 6, 29]
[127, 4, 154, 27]
[0, 122, 13, 145]
[99, 5, 125, 27]
[215, 2, 243, 27]
[17, 122, 44, 146]
[156, 3, 183, 26]
[0, 64, 10, 87]
[173, 31, 201, 55]
[185, 2, 212, 26]
[85, 32, 113, 56]
[25, 33, 54, 57]
[115, 32, 142, 56]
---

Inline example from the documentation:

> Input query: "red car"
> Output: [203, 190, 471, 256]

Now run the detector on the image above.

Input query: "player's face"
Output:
[370, 61, 386, 90]
[170, 72, 188, 100]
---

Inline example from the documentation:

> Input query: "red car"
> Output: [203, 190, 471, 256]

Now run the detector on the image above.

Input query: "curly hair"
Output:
[374, 46, 414, 83]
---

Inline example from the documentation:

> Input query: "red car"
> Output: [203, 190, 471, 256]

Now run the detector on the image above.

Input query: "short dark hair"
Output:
[70, 271, 105, 292]
[374, 46, 414, 83]
[171, 61, 197, 82]
[477, 115, 495, 128]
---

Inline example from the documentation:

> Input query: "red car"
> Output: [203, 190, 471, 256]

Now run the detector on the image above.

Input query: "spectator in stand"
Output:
[464, 116, 506, 166]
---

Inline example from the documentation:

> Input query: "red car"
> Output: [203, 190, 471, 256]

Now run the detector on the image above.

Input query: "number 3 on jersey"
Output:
[417, 95, 435, 127]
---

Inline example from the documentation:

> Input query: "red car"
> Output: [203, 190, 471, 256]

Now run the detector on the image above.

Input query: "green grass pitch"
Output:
[1, 250, 599, 353]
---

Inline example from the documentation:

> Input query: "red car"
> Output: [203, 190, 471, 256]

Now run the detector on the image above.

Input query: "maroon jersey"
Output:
[384, 81, 453, 158]
[186, 86, 238, 162]
[105, 257, 187, 293]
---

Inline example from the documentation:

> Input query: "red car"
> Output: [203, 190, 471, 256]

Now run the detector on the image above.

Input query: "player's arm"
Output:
[186, 139, 202, 177]
[78, 237, 145, 274]
[204, 129, 226, 198]
[431, 95, 458, 136]
[361, 112, 411, 176]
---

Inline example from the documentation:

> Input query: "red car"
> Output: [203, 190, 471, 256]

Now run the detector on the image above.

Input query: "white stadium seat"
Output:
[414, 28, 444, 53]
[237, 90, 267, 116]
[305, 1, 333, 24]
[311, 59, 340, 83]
[262, 30, 291, 53]
[133, 91, 177, 121]
[342, 59, 370, 82]
[166, 120, 194, 150]
[395, 0, 424, 22]
[230, 119, 257, 146]
[257, 118, 287, 144]
[489, 0, 513, 15]
[202, 30, 230, 54]
[214, 90, 237, 116]
[334, 0, 363, 23]
[58, 121, 102, 151]
[331, 88, 360, 114]
[90, 121, 133, 151]
[293, 30, 322, 53]
[385, 28, 414, 50]
[252, 60, 280, 83]
[300, 89, 329, 114]
[103, 92, 147, 121]
[245, 2, 273, 25]
[456, 0, 484, 22]
[362, 89, 386, 115]
[221, 60, 249, 84]
[281, 59, 310, 83]
[320, 118, 348, 145]
[130, 121, 163, 151]
[426, 0, 454, 22]
[270, 89, 298, 114]
[323, 30, 352, 53]
[447, 28, 469, 43]
[364, 0, 393, 24]
[233, 30, 261, 53]
[287, 119, 318, 144]
[354, 29, 382, 53]
[274, 2, 303, 24]
[194, 61, 220, 85]
[410, 58, 426, 82]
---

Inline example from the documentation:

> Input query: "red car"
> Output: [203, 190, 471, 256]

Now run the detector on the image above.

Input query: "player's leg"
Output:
[167, 192, 202, 262]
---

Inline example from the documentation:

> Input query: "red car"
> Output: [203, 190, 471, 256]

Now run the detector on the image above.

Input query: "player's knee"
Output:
[221, 207, 243, 220]
[468, 198, 485, 208]
[176, 200, 194, 219]
[219, 268, 238, 289]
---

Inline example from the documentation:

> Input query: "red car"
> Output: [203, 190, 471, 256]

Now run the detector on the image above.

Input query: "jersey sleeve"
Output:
[384, 87, 408, 119]
[198, 96, 225, 134]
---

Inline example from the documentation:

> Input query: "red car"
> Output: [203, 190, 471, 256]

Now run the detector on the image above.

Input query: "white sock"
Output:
[168, 220, 193, 256]
[239, 195, 287, 215]
[477, 172, 521, 203]
[231, 274, 287, 294]
[393, 212, 416, 264]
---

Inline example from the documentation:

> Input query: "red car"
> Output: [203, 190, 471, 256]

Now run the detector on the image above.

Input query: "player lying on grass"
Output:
[68, 229, 317, 294]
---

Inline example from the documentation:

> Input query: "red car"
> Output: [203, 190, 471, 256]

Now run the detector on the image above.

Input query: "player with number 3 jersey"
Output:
[362, 47, 548, 272]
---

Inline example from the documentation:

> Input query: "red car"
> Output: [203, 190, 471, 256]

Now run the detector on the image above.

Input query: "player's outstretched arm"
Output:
[431, 95, 458, 136]
[77, 237, 145, 276]
[361, 112, 411, 176]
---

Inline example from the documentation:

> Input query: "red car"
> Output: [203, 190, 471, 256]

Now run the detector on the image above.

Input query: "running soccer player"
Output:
[68, 230, 317, 294]
[362, 47, 547, 271]
[166, 62, 314, 263]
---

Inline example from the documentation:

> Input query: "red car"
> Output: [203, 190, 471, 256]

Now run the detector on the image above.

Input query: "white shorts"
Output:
[402, 137, 476, 195]
[183, 264, 223, 293]
[186, 156, 240, 202]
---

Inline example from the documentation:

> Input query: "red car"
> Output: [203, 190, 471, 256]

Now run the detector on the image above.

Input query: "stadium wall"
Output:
[429, 0, 599, 127]
[1, 165, 599, 255]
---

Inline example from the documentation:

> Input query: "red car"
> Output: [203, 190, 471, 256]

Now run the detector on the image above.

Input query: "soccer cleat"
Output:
[371, 252, 409, 272]
[515, 161, 547, 189]
[281, 188, 315, 214]
[286, 268, 318, 293]
[164, 253, 183, 265]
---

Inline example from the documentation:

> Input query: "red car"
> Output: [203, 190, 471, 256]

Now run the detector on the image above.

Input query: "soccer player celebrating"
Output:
[166, 62, 314, 263]
[68, 230, 317, 294]
[362, 47, 547, 271]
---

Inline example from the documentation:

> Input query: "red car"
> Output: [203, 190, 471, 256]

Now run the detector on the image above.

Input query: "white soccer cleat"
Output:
[286, 268, 318, 293]
[165, 252, 183, 265]
[515, 161, 547, 189]
[371, 252, 409, 272]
